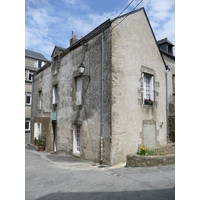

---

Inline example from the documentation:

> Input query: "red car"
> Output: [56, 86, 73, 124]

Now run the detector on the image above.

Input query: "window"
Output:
[25, 119, 30, 131]
[26, 92, 32, 105]
[28, 71, 34, 81]
[52, 85, 57, 104]
[76, 77, 82, 105]
[34, 123, 42, 139]
[172, 74, 175, 94]
[39, 91, 42, 109]
[34, 60, 38, 68]
[73, 125, 81, 154]
[143, 73, 154, 104]
[54, 56, 58, 74]
[38, 61, 42, 68]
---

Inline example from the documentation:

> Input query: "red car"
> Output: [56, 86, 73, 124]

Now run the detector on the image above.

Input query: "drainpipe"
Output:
[100, 28, 104, 164]
[166, 66, 170, 144]
[30, 74, 34, 145]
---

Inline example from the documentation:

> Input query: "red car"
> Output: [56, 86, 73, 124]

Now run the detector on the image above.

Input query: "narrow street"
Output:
[25, 145, 175, 200]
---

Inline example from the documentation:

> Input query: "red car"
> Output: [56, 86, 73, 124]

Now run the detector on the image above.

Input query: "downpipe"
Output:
[100, 28, 104, 164]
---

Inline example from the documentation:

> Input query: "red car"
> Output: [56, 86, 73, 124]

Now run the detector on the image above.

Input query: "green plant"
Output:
[36, 128, 46, 147]
[169, 129, 175, 143]
[137, 147, 147, 155]
[137, 146, 155, 156]
[144, 98, 154, 106]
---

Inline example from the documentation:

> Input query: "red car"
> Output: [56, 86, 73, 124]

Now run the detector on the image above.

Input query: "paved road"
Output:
[25, 145, 175, 200]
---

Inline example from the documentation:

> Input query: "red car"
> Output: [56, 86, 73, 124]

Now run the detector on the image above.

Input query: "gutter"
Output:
[100, 28, 104, 164]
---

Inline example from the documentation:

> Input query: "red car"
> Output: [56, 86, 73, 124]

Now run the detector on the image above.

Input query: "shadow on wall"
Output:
[36, 188, 175, 200]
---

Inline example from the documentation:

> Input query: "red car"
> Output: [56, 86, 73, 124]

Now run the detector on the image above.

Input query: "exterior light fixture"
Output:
[78, 63, 85, 74]
[78, 63, 90, 82]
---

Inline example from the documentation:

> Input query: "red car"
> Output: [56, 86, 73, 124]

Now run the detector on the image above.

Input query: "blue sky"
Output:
[25, 0, 175, 60]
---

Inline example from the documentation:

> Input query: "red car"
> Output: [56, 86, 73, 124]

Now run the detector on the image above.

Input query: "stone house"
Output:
[25, 49, 49, 144]
[31, 8, 169, 165]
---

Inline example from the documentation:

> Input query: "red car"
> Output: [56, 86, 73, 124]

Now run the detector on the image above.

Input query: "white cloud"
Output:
[25, 0, 175, 60]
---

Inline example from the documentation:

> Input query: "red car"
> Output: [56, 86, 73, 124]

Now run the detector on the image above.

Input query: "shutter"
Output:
[41, 61, 45, 67]
[34, 61, 38, 68]
[143, 75, 146, 103]
[150, 76, 154, 101]
[34, 123, 38, 139]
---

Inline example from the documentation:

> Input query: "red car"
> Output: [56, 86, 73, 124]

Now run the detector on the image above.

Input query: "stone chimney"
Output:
[70, 31, 79, 46]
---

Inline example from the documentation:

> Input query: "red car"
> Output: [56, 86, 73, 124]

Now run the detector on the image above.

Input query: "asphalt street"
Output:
[25, 145, 175, 200]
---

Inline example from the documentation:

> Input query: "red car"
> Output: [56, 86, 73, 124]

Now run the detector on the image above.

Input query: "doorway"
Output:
[73, 125, 81, 154]
[52, 122, 57, 152]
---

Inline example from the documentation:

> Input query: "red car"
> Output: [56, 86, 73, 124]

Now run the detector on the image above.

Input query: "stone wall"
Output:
[110, 9, 167, 165]
[126, 154, 175, 167]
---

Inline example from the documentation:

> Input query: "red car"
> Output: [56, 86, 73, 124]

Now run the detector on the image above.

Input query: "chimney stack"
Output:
[70, 31, 78, 46]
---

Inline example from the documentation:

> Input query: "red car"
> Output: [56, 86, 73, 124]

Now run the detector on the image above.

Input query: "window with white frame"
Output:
[26, 92, 32, 105]
[25, 119, 30, 131]
[76, 77, 82, 105]
[34, 60, 38, 68]
[143, 73, 154, 104]
[52, 85, 57, 105]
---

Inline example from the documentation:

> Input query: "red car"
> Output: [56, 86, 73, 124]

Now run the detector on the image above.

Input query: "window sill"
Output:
[26, 104, 31, 106]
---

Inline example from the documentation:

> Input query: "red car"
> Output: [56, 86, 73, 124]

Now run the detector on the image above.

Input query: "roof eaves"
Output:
[157, 38, 174, 46]
[60, 19, 111, 59]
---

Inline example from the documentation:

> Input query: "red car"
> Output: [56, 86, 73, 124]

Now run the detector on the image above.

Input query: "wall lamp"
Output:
[78, 63, 90, 82]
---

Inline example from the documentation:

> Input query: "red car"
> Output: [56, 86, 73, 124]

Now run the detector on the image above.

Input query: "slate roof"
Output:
[157, 38, 174, 46]
[25, 49, 49, 61]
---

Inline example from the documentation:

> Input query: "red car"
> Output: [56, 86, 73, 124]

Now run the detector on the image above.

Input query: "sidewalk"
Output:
[25, 145, 104, 170]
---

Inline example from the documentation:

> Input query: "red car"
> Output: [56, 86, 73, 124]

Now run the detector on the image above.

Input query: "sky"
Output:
[25, 0, 175, 61]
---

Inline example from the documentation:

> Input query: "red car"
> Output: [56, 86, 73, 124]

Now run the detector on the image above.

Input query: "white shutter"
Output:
[76, 78, 82, 105]
[150, 76, 154, 101]
[41, 61, 45, 67]
[143, 75, 146, 103]
[34, 60, 38, 68]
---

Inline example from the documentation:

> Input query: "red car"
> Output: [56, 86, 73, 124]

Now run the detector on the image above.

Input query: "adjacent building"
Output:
[157, 38, 175, 117]
[25, 49, 49, 144]
[31, 8, 172, 165]
[157, 38, 175, 142]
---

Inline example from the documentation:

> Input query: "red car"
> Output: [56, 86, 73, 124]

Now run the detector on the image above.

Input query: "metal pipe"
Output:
[100, 28, 104, 163]
[166, 69, 169, 144]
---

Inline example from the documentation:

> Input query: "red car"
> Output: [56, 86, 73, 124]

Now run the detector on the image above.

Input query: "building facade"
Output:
[25, 49, 49, 144]
[157, 38, 175, 117]
[31, 8, 169, 165]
